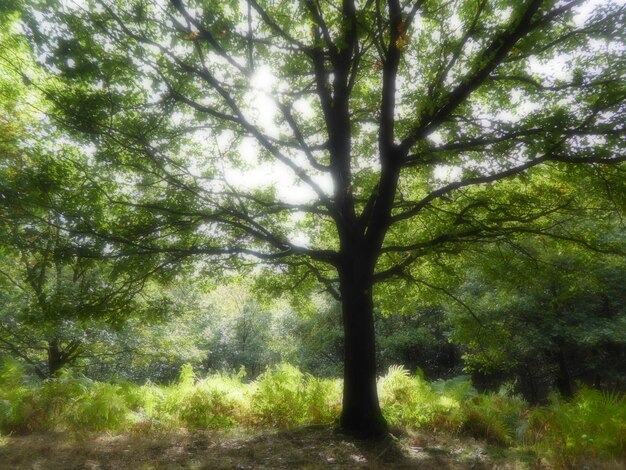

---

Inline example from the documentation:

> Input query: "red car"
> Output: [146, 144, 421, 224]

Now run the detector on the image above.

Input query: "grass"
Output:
[1, 359, 624, 468]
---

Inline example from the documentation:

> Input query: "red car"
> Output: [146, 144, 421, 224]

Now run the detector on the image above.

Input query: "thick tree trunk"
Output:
[338, 259, 388, 438]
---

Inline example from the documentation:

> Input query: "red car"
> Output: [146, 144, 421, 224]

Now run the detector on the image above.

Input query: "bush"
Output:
[529, 387, 626, 466]
[250, 363, 340, 426]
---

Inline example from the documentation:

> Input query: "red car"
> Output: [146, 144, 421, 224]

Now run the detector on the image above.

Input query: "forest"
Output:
[0, 0, 624, 468]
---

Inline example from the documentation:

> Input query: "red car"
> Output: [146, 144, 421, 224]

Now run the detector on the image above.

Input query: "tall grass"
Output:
[1, 359, 623, 466]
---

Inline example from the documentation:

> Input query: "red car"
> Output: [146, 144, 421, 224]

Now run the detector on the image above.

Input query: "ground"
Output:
[0, 426, 621, 469]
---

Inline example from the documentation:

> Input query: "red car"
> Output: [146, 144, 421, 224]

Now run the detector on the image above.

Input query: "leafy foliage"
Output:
[446, 238, 626, 399]
[528, 388, 626, 465]
[2, 360, 623, 466]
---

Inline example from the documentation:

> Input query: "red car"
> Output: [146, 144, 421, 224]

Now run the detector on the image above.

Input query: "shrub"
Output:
[529, 387, 626, 465]
[0, 358, 29, 432]
[378, 365, 459, 429]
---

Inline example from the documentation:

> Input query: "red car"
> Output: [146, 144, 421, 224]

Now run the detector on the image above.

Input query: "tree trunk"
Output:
[555, 347, 573, 397]
[338, 258, 388, 438]
[47, 339, 65, 377]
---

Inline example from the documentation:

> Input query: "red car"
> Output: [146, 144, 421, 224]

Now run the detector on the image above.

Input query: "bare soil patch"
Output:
[0, 425, 591, 469]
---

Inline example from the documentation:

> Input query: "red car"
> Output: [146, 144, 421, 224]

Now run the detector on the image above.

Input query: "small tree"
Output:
[0, 152, 175, 377]
[0, 16, 184, 379]
[18, 0, 626, 435]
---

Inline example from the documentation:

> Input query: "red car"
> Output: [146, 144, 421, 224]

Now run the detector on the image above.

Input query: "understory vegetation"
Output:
[1, 359, 624, 467]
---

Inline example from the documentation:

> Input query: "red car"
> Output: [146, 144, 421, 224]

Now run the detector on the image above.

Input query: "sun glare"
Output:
[251, 66, 276, 92]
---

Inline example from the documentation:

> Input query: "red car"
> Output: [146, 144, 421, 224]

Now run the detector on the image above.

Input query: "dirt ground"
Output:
[0, 426, 618, 469]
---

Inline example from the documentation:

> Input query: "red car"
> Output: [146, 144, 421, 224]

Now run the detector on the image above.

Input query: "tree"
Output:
[0, 150, 178, 377]
[376, 306, 461, 380]
[447, 236, 626, 401]
[0, 26, 178, 378]
[19, 0, 626, 436]
[202, 283, 279, 376]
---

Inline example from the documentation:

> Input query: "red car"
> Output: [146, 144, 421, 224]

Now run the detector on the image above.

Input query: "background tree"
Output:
[0, 150, 180, 377]
[202, 282, 282, 376]
[447, 235, 626, 401]
[376, 306, 461, 379]
[19, 0, 626, 436]
[0, 22, 185, 378]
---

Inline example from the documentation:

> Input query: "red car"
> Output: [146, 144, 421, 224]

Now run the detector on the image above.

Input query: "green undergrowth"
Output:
[1, 359, 624, 467]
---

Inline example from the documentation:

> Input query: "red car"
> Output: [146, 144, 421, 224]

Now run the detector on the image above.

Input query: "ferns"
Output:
[377, 366, 523, 443]
[0, 361, 340, 433]
[151, 367, 248, 429]
[69, 382, 133, 431]
[1, 359, 623, 466]
[378, 365, 446, 428]
[377, 365, 624, 465]
[459, 394, 525, 446]
[250, 364, 340, 426]
[528, 387, 626, 466]
[0, 358, 28, 431]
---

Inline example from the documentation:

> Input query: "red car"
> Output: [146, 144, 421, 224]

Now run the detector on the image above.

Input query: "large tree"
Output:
[18, 0, 626, 436]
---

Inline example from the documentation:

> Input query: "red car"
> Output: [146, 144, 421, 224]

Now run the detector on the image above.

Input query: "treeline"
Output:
[2, 237, 624, 404]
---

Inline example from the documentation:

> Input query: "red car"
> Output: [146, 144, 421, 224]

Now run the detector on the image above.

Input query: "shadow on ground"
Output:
[0, 425, 568, 469]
